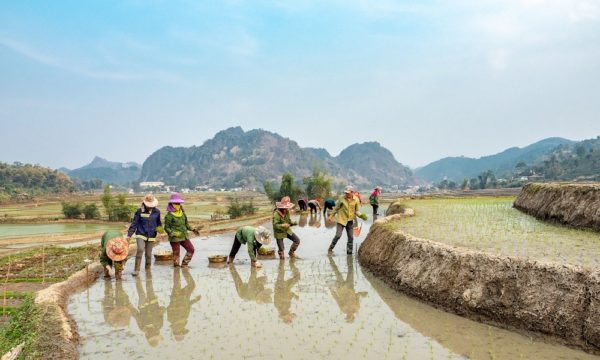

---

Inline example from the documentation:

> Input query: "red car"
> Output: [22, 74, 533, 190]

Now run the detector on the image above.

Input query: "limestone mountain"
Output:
[415, 137, 574, 182]
[63, 157, 142, 185]
[140, 127, 415, 188]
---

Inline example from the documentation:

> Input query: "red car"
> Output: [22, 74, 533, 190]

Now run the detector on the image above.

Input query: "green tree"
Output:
[62, 202, 82, 219]
[82, 204, 100, 220]
[302, 168, 332, 200]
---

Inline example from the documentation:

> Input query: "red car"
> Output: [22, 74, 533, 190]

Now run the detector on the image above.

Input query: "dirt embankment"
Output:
[514, 183, 600, 231]
[358, 215, 600, 353]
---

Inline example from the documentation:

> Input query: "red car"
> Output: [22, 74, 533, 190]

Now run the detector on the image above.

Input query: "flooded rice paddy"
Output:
[400, 197, 600, 268]
[69, 211, 597, 359]
[0, 223, 123, 241]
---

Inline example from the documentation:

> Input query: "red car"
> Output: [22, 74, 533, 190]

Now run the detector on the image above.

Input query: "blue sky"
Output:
[1, 0, 599, 169]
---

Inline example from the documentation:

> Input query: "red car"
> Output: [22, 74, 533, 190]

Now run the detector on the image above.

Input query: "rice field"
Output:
[397, 197, 600, 268]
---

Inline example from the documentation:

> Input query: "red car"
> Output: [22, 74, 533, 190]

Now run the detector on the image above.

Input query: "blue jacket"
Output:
[127, 208, 161, 239]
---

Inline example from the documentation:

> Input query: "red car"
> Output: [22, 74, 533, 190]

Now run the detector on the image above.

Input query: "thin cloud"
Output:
[0, 34, 179, 82]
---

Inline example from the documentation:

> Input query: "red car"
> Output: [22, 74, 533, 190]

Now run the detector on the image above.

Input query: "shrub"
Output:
[82, 203, 100, 220]
[61, 202, 82, 219]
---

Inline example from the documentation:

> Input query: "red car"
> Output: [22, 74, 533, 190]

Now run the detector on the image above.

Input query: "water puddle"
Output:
[69, 212, 597, 359]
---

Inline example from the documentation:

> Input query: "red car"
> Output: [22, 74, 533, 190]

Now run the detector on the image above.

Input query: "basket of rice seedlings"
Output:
[154, 249, 173, 261]
[208, 254, 228, 263]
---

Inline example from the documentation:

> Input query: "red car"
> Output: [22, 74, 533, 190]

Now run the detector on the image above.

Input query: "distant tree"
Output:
[264, 173, 302, 204]
[263, 181, 277, 203]
[461, 179, 469, 190]
[82, 203, 100, 220]
[302, 168, 332, 200]
[477, 170, 495, 189]
[227, 198, 257, 219]
[62, 202, 82, 219]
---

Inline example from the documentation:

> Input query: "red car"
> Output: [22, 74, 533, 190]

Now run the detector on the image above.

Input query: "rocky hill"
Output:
[63, 157, 142, 185]
[415, 137, 574, 182]
[140, 127, 415, 188]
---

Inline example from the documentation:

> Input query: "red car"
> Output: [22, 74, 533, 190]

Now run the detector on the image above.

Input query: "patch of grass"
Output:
[0, 245, 99, 280]
[1, 291, 32, 299]
[0, 294, 41, 359]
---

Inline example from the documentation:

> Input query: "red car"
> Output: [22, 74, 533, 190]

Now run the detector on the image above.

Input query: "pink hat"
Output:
[276, 196, 294, 209]
[168, 192, 185, 204]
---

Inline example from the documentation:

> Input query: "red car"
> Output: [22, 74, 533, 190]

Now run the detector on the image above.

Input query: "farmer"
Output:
[327, 186, 368, 255]
[369, 186, 382, 216]
[164, 193, 199, 268]
[298, 197, 308, 212]
[127, 194, 161, 276]
[100, 230, 129, 281]
[308, 199, 321, 215]
[273, 196, 300, 260]
[323, 198, 336, 216]
[227, 225, 272, 268]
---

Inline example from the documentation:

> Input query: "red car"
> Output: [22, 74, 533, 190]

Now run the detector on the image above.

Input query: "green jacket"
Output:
[272, 210, 297, 239]
[100, 230, 124, 267]
[369, 193, 379, 206]
[331, 196, 364, 225]
[164, 212, 192, 242]
[235, 226, 262, 262]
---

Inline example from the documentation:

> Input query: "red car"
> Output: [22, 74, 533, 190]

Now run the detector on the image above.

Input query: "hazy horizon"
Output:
[2, 1, 599, 169]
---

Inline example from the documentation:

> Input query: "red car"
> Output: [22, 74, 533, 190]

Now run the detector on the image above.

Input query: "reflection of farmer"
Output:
[308, 199, 321, 215]
[274, 260, 300, 324]
[102, 280, 132, 328]
[323, 198, 335, 216]
[167, 268, 201, 342]
[228, 226, 272, 268]
[229, 265, 273, 304]
[298, 212, 308, 227]
[328, 186, 368, 255]
[100, 231, 129, 281]
[328, 255, 368, 323]
[130, 273, 165, 347]
[127, 194, 161, 276]
[273, 197, 300, 260]
[308, 213, 322, 228]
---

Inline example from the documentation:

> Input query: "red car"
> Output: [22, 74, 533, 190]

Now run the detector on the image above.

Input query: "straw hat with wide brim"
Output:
[254, 226, 272, 246]
[276, 196, 294, 209]
[143, 194, 158, 208]
[106, 237, 129, 262]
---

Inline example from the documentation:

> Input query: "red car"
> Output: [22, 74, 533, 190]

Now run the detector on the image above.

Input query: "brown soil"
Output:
[0, 283, 54, 293]
[514, 183, 600, 231]
[358, 214, 600, 354]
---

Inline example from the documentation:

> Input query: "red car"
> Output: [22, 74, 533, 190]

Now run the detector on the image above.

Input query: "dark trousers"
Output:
[308, 203, 318, 214]
[229, 236, 257, 260]
[323, 205, 334, 216]
[276, 233, 300, 253]
[372, 204, 379, 216]
[329, 221, 354, 254]
[170, 239, 195, 261]
[298, 200, 307, 211]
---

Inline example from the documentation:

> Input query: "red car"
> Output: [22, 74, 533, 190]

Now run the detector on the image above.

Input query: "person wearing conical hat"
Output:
[273, 196, 301, 260]
[127, 194, 161, 276]
[227, 226, 272, 268]
[164, 193, 200, 268]
[100, 230, 129, 281]
[327, 186, 368, 255]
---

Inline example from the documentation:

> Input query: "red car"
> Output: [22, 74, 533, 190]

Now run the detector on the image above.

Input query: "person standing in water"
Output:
[164, 193, 199, 268]
[127, 194, 161, 276]
[328, 186, 367, 255]
[369, 186, 381, 216]
[308, 199, 321, 215]
[227, 226, 272, 268]
[323, 198, 336, 216]
[273, 196, 300, 260]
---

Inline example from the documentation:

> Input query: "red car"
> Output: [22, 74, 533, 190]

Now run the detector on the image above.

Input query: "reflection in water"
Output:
[328, 255, 368, 323]
[308, 213, 322, 228]
[131, 273, 165, 347]
[101, 281, 131, 328]
[324, 216, 336, 229]
[274, 260, 301, 324]
[167, 268, 201, 342]
[229, 265, 273, 304]
[298, 213, 308, 227]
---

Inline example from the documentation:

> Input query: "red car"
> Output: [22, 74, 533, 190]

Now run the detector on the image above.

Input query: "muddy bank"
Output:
[358, 215, 600, 353]
[514, 183, 600, 231]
